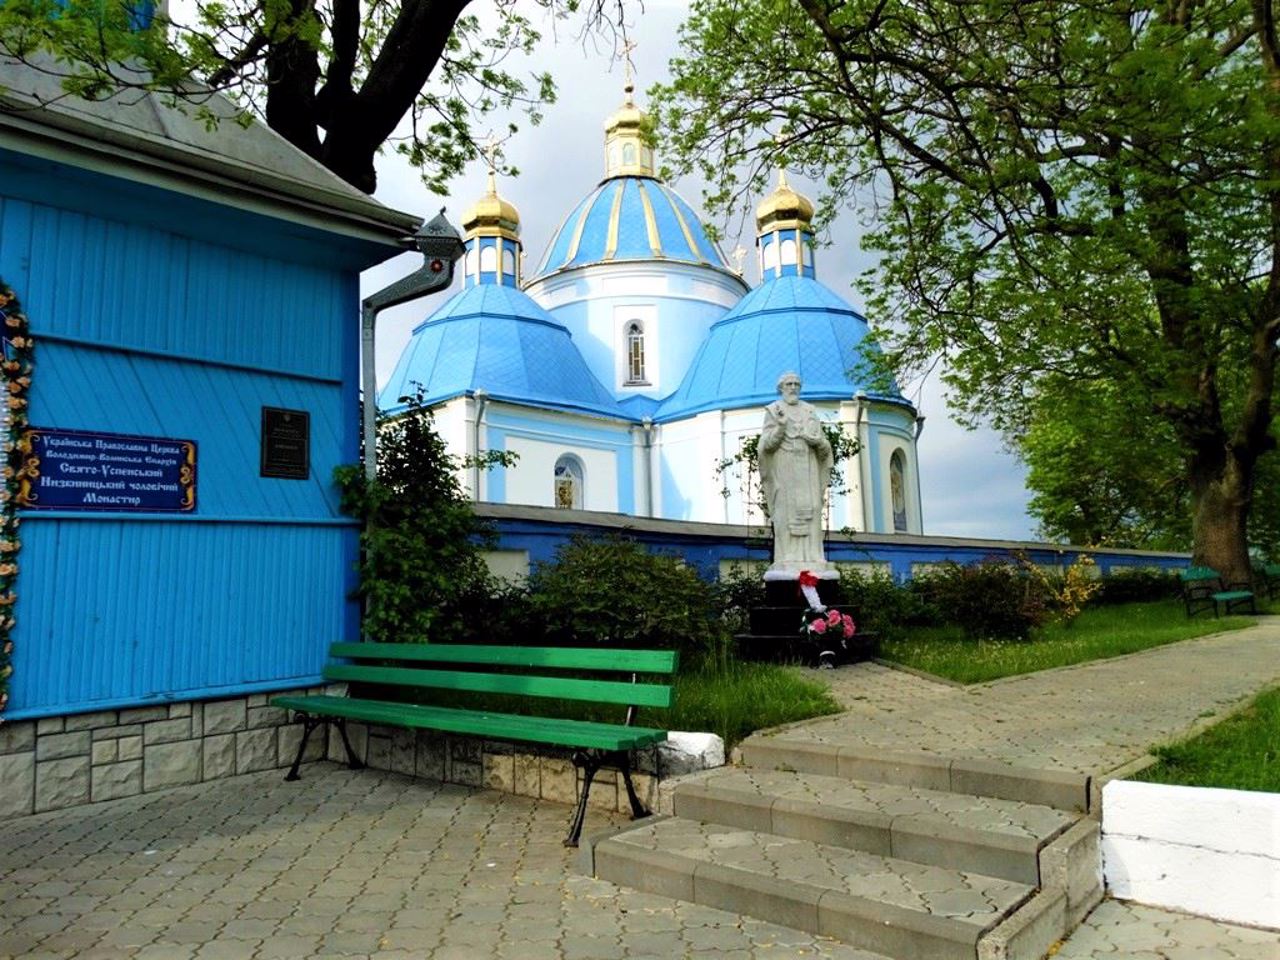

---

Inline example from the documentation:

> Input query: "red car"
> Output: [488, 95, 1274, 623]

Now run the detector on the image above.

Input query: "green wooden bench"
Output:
[1179, 566, 1256, 618]
[1262, 563, 1280, 601]
[271, 642, 677, 846]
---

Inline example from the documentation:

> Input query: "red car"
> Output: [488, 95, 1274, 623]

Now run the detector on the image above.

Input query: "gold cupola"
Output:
[603, 75, 656, 179]
[461, 167, 522, 287]
[461, 167, 521, 243]
[755, 167, 815, 233]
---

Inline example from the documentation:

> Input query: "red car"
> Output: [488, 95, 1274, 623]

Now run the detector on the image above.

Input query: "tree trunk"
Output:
[1190, 454, 1254, 587]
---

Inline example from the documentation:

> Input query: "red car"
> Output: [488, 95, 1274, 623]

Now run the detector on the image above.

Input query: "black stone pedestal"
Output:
[734, 578, 879, 668]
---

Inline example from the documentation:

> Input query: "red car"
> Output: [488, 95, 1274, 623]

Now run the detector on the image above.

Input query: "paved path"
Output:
[795, 617, 1280, 778]
[4, 622, 1279, 959]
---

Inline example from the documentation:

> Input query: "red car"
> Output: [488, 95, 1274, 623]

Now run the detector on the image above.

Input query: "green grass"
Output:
[644, 660, 842, 748]
[879, 599, 1261, 684]
[1141, 686, 1280, 792]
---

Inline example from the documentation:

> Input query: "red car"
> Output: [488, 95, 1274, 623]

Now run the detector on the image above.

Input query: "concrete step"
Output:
[670, 767, 1077, 884]
[738, 736, 1091, 813]
[587, 816, 1063, 960]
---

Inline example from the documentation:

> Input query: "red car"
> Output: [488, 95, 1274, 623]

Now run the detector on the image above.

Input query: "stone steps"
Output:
[668, 767, 1076, 884]
[590, 817, 1048, 960]
[583, 732, 1104, 959]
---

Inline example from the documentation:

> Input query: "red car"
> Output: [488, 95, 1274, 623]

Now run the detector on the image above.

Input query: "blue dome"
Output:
[533, 176, 732, 279]
[379, 284, 629, 420]
[655, 276, 909, 422]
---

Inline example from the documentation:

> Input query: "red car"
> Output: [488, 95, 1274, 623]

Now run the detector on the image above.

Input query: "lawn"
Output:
[878, 599, 1262, 684]
[1140, 686, 1280, 793]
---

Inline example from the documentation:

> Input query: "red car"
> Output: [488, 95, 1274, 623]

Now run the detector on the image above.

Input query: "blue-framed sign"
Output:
[18, 427, 196, 512]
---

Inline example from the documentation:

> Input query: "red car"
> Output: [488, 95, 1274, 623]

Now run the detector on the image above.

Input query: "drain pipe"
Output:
[472, 388, 489, 499]
[361, 209, 464, 481]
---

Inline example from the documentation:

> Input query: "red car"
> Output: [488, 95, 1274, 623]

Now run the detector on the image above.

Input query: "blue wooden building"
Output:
[0, 59, 414, 806]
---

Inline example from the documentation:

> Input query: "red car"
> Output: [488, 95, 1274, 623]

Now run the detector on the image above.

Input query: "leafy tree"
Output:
[653, 0, 1280, 584]
[335, 390, 514, 643]
[0, 0, 624, 192]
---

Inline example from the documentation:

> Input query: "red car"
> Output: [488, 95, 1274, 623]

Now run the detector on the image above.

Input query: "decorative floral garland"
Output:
[0, 279, 33, 717]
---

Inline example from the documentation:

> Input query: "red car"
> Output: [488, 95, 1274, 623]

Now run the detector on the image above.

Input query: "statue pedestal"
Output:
[734, 578, 879, 668]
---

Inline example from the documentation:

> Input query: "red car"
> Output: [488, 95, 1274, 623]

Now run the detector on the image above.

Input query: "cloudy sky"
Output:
[362, 2, 1036, 541]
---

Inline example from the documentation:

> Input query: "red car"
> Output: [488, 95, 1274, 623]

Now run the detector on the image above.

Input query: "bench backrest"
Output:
[1265, 563, 1280, 578]
[325, 642, 677, 709]
[1180, 566, 1221, 583]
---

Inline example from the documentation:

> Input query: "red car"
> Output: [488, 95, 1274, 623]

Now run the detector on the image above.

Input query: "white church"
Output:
[379, 82, 924, 535]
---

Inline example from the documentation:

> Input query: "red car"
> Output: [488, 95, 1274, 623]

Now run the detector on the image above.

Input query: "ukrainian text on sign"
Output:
[18, 427, 197, 512]
[260, 407, 310, 480]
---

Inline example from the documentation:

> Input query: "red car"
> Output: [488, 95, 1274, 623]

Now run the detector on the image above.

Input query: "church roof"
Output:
[655, 275, 910, 422]
[378, 283, 630, 420]
[531, 176, 735, 280]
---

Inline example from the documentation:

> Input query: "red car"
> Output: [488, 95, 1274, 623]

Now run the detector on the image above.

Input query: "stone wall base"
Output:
[327, 722, 722, 815]
[0, 686, 327, 817]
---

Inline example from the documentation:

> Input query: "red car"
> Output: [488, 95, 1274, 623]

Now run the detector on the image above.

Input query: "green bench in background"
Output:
[272, 642, 676, 846]
[1179, 566, 1256, 618]
[1262, 563, 1280, 600]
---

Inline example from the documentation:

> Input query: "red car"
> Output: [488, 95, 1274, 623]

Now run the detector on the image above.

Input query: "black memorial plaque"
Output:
[260, 407, 310, 479]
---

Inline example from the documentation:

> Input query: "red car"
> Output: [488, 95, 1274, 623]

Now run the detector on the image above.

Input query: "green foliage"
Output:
[1143, 686, 1280, 793]
[0, 0, 618, 192]
[836, 567, 941, 641]
[526, 534, 721, 655]
[919, 559, 1050, 642]
[335, 393, 514, 644]
[1094, 568, 1182, 605]
[880, 600, 1257, 684]
[653, 0, 1280, 584]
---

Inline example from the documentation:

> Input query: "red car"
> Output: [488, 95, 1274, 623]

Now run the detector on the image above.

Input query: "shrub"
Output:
[837, 567, 942, 640]
[923, 558, 1050, 641]
[1094, 567, 1181, 605]
[526, 534, 722, 656]
[335, 392, 512, 645]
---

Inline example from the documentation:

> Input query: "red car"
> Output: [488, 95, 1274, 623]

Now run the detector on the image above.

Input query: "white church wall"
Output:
[656, 412, 726, 522]
[528, 262, 743, 401]
[479, 404, 631, 513]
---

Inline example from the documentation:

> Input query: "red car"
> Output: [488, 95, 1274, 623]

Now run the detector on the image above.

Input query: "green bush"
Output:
[335, 392, 511, 645]
[526, 534, 723, 655]
[837, 567, 942, 639]
[1094, 567, 1181, 605]
[922, 558, 1050, 641]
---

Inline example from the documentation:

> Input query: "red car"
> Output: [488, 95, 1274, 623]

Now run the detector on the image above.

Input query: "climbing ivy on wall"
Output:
[0, 279, 33, 715]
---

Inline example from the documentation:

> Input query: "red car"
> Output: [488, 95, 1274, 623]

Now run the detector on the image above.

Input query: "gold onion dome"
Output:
[755, 168, 815, 232]
[462, 169, 521, 242]
[603, 78, 655, 178]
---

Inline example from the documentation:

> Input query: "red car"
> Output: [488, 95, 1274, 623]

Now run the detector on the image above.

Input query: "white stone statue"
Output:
[758, 372, 836, 580]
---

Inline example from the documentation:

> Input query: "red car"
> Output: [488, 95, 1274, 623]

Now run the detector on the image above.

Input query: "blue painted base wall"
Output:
[474, 504, 1190, 583]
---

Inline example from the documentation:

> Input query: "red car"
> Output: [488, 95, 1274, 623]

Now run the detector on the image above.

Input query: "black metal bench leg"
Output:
[617, 753, 649, 819]
[285, 715, 322, 781]
[565, 750, 602, 848]
[334, 719, 365, 770]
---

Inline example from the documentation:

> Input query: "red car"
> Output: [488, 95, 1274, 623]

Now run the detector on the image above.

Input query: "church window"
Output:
[625, 321, 647, 384]
[465, 244, 479, 276]
[891, 450, 908, 532]
[554, 455, 584, 510]
[479, 245, 497, 273]
[764, 238, 780, 273]
[502, 247, 516, 276]
[623, 143, 637, 166]
[780, 237, 798, 267]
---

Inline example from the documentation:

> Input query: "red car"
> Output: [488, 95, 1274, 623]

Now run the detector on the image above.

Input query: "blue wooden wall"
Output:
[0, 150, 386, 719]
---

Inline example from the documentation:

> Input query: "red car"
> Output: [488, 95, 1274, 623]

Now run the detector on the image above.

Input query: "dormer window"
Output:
[625, 321, 647, 384]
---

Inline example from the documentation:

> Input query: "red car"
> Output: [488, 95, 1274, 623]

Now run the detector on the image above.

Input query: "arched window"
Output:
[890, 450, 908, 532]
[465, 244, 479, 276]
[502, 247, 516, 276]
[554, 455, 584, 510]
[623, 142, 637, 166]
[764, 238, 780, 273]
[625, 321, 646, 384]
[479, 245, 497, 273]
[780, 237, 798, 267]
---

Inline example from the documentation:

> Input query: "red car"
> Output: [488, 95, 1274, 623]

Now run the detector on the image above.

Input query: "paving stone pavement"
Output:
[797, 617, 1280, 777]
[0, 763, 893, 960]
[1052, 900, 1280, 959]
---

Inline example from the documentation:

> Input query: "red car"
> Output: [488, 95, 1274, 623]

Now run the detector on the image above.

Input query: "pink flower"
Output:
[827, 609, 841, 626]
[810, 618, 828, 634]
[843, 622, 854, 638]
